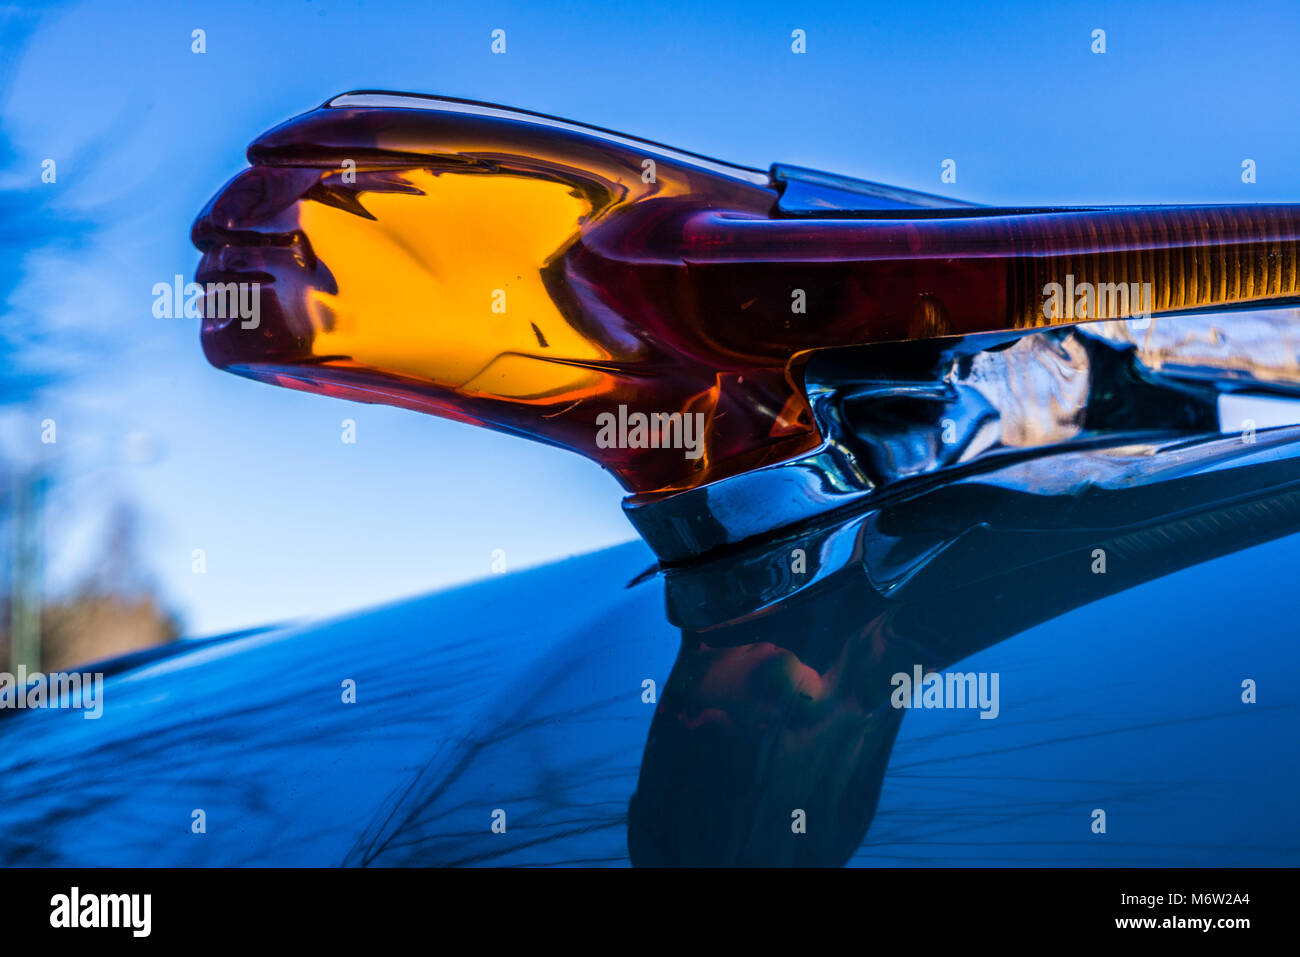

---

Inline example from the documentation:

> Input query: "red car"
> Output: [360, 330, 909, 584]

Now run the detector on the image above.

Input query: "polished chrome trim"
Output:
[622, 382, 876, 562]
[625, 312, 1300, 564]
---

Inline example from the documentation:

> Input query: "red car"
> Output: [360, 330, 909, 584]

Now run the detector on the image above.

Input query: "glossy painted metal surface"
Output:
[192, 92, 1300, 510]
[2, 429, 1298, 866]
[634, 429, 1300, 865]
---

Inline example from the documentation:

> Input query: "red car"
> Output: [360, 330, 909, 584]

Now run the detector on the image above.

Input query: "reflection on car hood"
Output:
[1, 430, 1299, 866]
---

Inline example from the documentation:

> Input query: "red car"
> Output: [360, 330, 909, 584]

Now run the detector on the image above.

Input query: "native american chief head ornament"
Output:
[194, 91, 1300, 528]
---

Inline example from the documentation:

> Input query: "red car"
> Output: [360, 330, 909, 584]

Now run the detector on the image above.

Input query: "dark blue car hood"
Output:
[2, 431, 1298, 867]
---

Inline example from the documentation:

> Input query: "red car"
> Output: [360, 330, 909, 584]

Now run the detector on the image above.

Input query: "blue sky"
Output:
[3, 0, 1298, 635]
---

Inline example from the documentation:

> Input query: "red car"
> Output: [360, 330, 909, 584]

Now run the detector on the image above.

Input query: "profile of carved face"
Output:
[195, 94, 1300, 498]
[192, 93, 818, 496]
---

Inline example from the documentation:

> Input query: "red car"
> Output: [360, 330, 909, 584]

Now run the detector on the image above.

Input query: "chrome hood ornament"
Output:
[192, 92, 1300, 561]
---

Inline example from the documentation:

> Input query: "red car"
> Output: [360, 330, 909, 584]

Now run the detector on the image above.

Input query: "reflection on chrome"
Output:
[1091, 307, 1300, 387]
[629, 308, 1300, 560]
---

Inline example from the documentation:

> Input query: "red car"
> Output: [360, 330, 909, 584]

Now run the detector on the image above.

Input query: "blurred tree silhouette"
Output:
[1, 7, 180, 673]
[2, 498, 180, 673]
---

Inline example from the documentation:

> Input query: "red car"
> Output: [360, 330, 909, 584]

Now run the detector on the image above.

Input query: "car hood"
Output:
[2, 430, 1299, 866]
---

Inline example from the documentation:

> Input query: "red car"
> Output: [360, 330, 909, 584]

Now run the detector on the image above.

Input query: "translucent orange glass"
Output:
[193, 94, 1300, 497]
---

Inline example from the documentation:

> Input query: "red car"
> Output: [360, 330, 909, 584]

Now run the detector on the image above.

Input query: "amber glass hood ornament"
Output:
[193, 92, 1300, 559]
